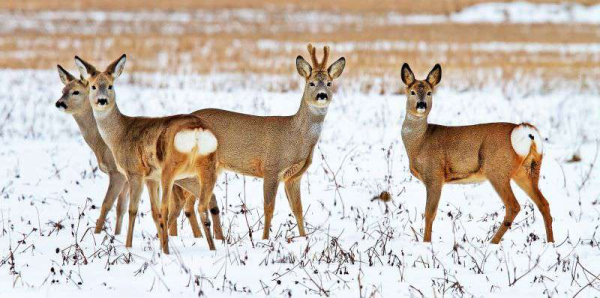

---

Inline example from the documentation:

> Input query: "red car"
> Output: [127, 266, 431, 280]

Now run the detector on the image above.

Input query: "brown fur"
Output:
[56, 66, 220, 238]
[192, 44, 346, 239]
[400, 63, 554, 244]
[74, 55, 222, 253]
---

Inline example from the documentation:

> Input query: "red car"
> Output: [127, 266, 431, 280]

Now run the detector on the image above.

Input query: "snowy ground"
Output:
[0, 68, 599, 297]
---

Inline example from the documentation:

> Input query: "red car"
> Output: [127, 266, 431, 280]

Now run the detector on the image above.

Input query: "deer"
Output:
[55, 65, 223, 240]
[399, 63, 554, 244]
[192, 44, 346, 239]
[73, 54, 222, 253]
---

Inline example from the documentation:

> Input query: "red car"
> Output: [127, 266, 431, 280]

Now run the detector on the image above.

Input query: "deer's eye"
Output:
[72, 91, 79, 95]
[92, 86, 96, 90]
[108, 85, 113, 90]
[427, 91, 432, 96]
[327, 82, 332, 87]
[410, 90, 416, 95]
[309, 82, 315, 87]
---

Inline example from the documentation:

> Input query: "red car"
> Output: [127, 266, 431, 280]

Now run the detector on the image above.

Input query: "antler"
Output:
[306, 44, 330, 71]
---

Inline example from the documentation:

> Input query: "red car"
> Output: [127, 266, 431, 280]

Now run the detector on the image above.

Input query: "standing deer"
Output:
[399, 63, 554, 244]
[192, 44, 346, 239]
[74, 54, 221, 253]
[55, 65, 222, 240]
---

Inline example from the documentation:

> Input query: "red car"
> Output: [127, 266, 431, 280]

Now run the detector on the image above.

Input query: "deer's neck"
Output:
[292, 96, 327, 145]
[72, 104, 107, 155]
[401, 112, 429, 156]
[92, 104, 128, 149]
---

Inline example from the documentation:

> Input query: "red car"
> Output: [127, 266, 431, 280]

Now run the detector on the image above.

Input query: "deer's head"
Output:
[296, 44, 345, 109]
[400, 63, 442, 118]
[74, 54, 126, 113]
[55, 65, 90, 115]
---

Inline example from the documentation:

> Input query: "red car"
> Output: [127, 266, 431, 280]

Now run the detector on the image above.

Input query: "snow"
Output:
[0, 68, 598, 297]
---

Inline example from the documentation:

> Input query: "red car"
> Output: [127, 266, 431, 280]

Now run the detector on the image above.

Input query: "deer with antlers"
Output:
[192, 44, 345, 239]
[399, 63, 554, 244]
[73, 55, 223, 253]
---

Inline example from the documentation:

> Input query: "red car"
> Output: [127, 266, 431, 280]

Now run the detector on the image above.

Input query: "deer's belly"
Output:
[445, 171, 487, 184]
[280, 160, 307, 181]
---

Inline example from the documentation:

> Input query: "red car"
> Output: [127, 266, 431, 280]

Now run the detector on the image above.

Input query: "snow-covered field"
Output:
[0, 68, 598, 297]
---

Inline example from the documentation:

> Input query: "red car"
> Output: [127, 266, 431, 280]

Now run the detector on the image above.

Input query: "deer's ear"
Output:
[106, 54, 126, 79]
[57, 65, 76, 85]
[327, 57, 346, 80]
[401, 63, 415, 86]
[296, 56, 312, 78]
[426, 64, 442, 87]
[74, 56, 97, 79]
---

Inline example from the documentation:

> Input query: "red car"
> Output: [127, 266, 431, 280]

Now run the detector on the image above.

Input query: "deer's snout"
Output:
[316, 92, 328, 101]
[97, 98, 108, 106]
[416, 101, 427, 113]
[55, 100, 67, 110]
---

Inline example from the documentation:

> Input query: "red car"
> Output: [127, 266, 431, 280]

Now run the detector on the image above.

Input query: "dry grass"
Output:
[2, 0, 598, 13]
[1, 0, 599, 90]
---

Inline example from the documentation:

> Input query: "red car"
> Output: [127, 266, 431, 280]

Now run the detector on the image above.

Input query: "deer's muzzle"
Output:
[97, 98, 108, 106]
[55, 101, 67, 110]
[316, 92, 328, 101]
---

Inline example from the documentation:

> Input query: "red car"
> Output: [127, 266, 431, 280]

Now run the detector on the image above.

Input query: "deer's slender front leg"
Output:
[125, 175, 144, 248]
[423, 178, 443, 242]
[95, 172, 127, 234]
[284, 177, 306, 237]
[114, 181, 129, 235]
[262, 175, 280, 240]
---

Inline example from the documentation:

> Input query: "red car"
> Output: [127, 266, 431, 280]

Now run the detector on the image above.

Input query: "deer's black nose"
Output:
[416, 101, 427, 110]
[316, 92, 328, 101]
[55, 101, 67, 109]
[97, 98, 108, 106]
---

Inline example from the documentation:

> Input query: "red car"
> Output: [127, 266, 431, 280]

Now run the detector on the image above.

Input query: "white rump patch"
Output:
[510, 124, 543, 156]
[174, 129, 217, 155]
[196, 130, 218, 155]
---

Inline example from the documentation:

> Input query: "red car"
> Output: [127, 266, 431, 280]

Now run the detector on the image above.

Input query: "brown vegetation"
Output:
[1, 0, 599, 90]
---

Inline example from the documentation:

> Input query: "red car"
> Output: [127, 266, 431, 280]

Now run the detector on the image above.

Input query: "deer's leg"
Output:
[197, 159, 218, 250]
[95, 172, 127, 234]
[423, 179, 443, 242]
[114, 181, 129, 235]
[159, 170, 176, 254]
[209, 194, 224, 240]
[145, 180, 163, 239]
[284, 178, 306, 237]
[489, 177, 521, 244]
[513, 170, 554, 243]
[174, 178, 203, 238]
[262, 175, 280, 240]
[168, 186, 185, 237]
[125, 175, 144, 248]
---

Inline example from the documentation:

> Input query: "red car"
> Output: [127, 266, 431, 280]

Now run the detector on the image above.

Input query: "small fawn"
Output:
[193, 44, 346, 239]
[56, 65, 222, 240]
[400, 63, 554, 244]
[74, 54, 221, 253]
